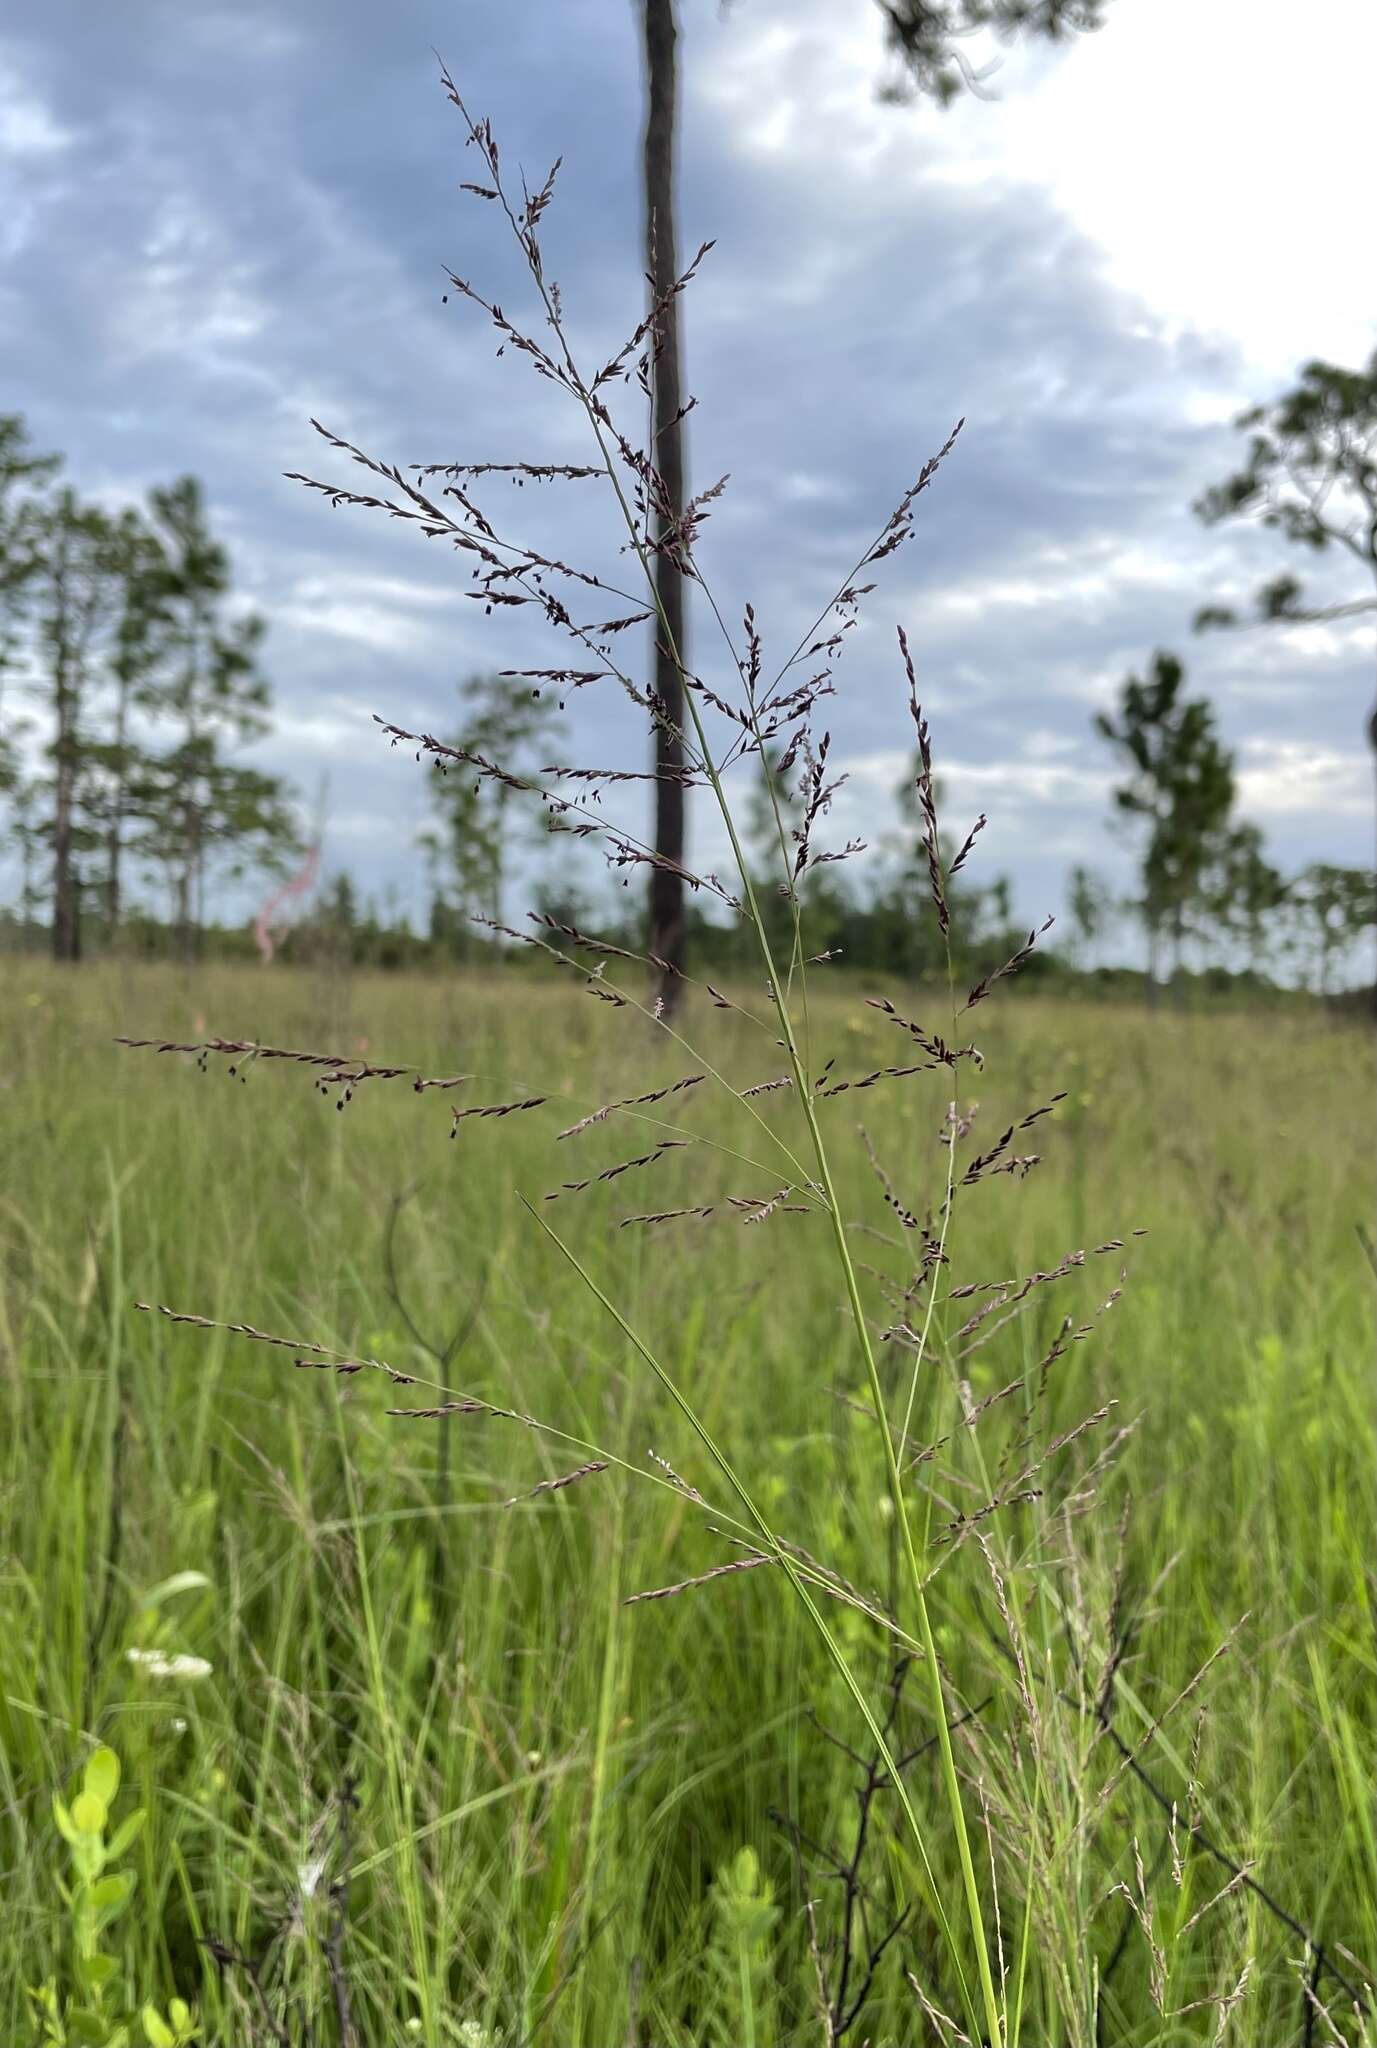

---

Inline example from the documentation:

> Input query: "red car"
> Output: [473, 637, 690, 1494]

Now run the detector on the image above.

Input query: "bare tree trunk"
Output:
[641, 0, 688, 1012]
[176, 804, 196, 964]
[104, 679, 131, 937]
[1368, 690, 1377, 1018]
[51, 606, 80, 963]
[52, 748, 78, 961]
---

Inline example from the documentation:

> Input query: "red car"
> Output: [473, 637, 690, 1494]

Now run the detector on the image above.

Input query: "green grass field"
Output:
[2, 961, 1373, 2045]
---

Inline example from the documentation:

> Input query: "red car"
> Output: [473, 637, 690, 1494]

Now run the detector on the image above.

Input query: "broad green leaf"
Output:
[142, 2007, 176, 2048]
[76, 1949, 118, 1988]
[83, 1748, 121, 1808]
[105, 1808, 147, 1861]
[91, 1870, 134, 1917]
[52, 1793, 79, 1845]
[167, 2000, 193, 2034]
[71, 1791, 107, 1836]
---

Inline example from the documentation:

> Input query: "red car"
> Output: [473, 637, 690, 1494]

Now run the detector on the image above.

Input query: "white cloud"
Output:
[0, 59, 74, 158]
[1237, 738, 1370, 820]
[264, 704, 385, 762]
[101, 188, 269, 369]
[933, 540, 1184, 620]
[7, 0, 1370, 923]
[970, 0, 1377, 380]
[706, 0, 1374, 383]
[849, 744, 1110, 807]
[273, 570, 461, 657]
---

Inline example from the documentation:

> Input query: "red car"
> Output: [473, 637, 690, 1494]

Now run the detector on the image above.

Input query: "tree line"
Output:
[1, 409, 1371, 998]
[0, 414, 298, 961]
[409, 663, 1371, 1000]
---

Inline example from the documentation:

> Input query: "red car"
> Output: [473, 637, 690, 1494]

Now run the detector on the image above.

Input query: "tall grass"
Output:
[4, 67, 1376, 2047]
[3, 962, 1373, 2044]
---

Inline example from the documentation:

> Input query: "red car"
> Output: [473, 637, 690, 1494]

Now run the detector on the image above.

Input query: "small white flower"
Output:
[127, 1648, 213, 1681]
[298, 1856, 327, 1899]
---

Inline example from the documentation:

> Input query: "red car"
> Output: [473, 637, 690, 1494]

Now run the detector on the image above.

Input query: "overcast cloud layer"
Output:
[2, 0, 1373, 935]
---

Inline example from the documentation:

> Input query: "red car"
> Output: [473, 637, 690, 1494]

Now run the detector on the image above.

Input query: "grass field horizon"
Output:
[2, 959, 1373, 2044]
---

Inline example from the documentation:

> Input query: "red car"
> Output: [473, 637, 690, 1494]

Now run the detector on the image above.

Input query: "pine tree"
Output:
[134, 477, 294, 957]
[0, 415, 61, 801]
[1095, 652, 1236, 994]
[424, 672, 564, 947]
[31, 491, 126, 960]
[1194, 349, 1377, 878]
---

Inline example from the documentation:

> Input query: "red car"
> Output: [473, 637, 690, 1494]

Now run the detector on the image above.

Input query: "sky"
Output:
[2, 0, 1374, 939]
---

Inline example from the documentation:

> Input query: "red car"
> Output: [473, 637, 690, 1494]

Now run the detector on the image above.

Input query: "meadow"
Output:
[1, 959, 1373, 2045]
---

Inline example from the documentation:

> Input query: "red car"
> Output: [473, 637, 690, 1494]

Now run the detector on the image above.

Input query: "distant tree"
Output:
[425, 672, 565, 947]
[323, 870, 358, 933]
[531, 872, 597, 943]
[1095, 651, 1236, 993]
[29, 491, 128, 960]
[6, 776, 46, 933]
[1193, 349, 1377, 866]
[983, 873, 1013, 934]
[1208, 823, 1288, 981]
[0, 415, 61, 795]
[1286, 862, 1376, 996]
[134, 478, 294, 957]
[84, 509, 172, 935]
[1066, 861, 1112, 970]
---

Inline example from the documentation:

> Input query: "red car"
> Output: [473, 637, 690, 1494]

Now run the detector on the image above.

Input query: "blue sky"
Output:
[2, 0, 1373, 933]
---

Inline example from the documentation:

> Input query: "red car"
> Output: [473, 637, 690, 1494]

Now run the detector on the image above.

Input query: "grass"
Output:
[1, 957, 1373, 2044]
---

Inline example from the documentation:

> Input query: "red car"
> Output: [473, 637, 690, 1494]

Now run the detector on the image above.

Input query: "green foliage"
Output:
[131, 477, 296, 958]
[704, 1846, 779, 2048]
[1208, 822, 1288, 975]
[1193, 348, 1377, 659]
[1288, 861, 1377, 993]
[0, 421, 298, 959]
[0, 415, 62, 792]
[30, 490, 134, 959]
[424, 670, 566, 947]
[27, 1744, 195, 2048]
[139, 2005, 197, 2048]
[1, 964, 1372, 2044]
[1095, 651, 1238, 979]
[1067, 860, 1114, 965]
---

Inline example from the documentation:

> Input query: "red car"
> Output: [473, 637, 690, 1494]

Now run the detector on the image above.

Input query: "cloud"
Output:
[0, 55, 73, 158]
[273, 572, 463, 659]
[1237, 740, 1371, 822]
[2, 0, 1371, 929]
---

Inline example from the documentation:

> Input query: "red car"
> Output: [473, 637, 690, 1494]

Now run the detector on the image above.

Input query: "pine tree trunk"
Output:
[641, 0, 687, 1013]
[104, 817, 122, 936]
[1367, 688, 1377, 1019]
[52, 759, 78, 961]
[176, 804, 195, 964]
[105, 681, 131, 937]
[51, 620, 79, 964]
